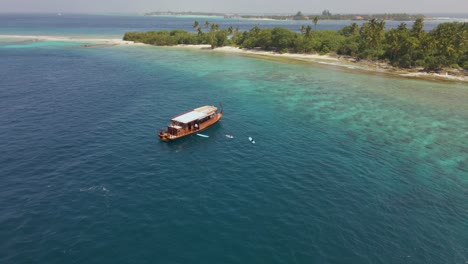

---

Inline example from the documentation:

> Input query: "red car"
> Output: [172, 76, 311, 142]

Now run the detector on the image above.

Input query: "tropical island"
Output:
[123, 18, 468, 77]
[242, 11, 425, 21]
[144, 10, 425, 21]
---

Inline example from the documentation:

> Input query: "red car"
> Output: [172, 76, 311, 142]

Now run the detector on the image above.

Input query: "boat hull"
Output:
[158, 112, 223, 141]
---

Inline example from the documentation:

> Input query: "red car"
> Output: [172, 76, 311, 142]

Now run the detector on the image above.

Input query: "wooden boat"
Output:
[158, 105, 223, 141]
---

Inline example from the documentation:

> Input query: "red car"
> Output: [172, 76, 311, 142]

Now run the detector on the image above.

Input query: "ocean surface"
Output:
[1, 13, 467, 38]
[0, 14, 467, 264]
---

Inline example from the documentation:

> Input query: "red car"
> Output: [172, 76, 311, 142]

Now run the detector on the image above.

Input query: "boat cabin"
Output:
[159, 105, 222, 141]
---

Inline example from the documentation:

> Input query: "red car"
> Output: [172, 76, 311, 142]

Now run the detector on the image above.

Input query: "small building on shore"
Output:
[224, 14, 240, 19]
[353, 16, 365, 20]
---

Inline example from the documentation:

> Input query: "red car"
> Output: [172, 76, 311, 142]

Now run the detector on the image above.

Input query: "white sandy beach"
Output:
[173, 44, 468, 83]
[0, 34, 143, 46]
[2, 34, 467, 83]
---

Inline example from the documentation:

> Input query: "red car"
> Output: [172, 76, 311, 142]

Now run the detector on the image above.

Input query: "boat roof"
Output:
[172, 105, 217, 124]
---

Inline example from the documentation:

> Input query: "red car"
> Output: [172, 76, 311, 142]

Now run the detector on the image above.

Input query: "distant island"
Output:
[144, 10, 425, 21]
[124, 18, 468, 77]
[145, 11, 234, 18]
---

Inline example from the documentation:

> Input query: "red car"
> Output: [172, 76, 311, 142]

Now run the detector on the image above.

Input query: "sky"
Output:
[1, 0, 467, 14]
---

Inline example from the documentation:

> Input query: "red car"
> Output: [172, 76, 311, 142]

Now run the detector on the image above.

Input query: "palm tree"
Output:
[300, 25, 306, 34]
[313, 16, 319, 30]
[305, 25, 312, 37]
[204, 21, 210, 29]
[228, 26, 234, 35]
[250, 25, 260, 36]
[350, 23, 359, 36]
[368, 18, 385, 48]
[397, 22, 407, 31]
[210, 23, 219, 32]
[411, 18, 424, 39]
[193, 21, 199, 30]
[359, 18, 386, 58]
[385, 29, 403, 60]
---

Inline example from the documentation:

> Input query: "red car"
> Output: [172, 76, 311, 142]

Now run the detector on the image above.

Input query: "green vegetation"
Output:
[317, 12, 423, 21]
[293, 11, 307, 20]
[123, 21, 229, 48]
[238, 11, 423, 21]
[123, 18, 468, 71]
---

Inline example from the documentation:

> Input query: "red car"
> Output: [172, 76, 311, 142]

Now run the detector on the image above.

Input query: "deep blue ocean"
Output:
[0, 14, 467, 264]
[1, 13, 466, 38]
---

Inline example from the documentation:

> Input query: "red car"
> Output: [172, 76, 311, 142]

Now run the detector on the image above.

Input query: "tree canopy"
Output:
[123, 19, 468, 71]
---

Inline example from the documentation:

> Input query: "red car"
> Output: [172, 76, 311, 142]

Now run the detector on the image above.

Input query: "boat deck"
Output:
[171, 106, 218, 124]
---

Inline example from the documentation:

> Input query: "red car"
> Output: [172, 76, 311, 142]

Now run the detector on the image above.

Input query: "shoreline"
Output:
[0, 34, 144, 46]
[1, 34, 467, 83]
[173, 44, 468, 83]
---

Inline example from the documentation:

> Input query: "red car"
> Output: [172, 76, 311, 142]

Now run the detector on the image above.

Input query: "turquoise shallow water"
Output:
[1, 40, 87, 49]
[1, 17, 468, 264]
